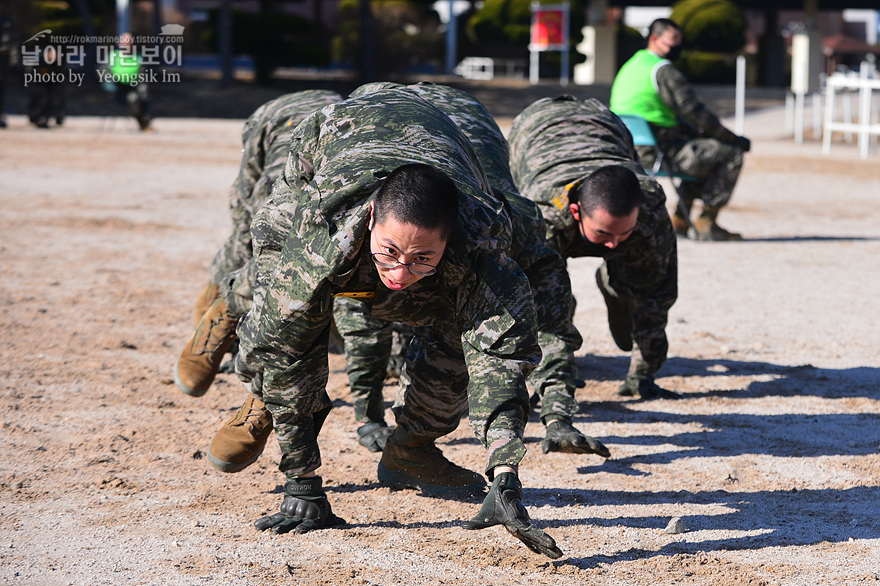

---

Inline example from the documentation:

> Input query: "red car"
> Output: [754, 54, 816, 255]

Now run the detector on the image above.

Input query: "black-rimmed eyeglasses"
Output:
[370, 252, 438, 276]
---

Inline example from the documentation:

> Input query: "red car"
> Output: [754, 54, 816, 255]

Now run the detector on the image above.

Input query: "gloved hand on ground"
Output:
[254, 476, 345, 535]
[462, 472, 563, 559]
[541, 419, 611, 458]
[357, 421, 394, 452]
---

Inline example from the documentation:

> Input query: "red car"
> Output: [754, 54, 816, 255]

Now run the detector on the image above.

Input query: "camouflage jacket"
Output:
[237, 89, 540, 461]
[508, 96, 677, 376]
[232, 91, 344, 247]
[652, 61, 740, 149]
[209, 90, 343, 285]
[349, 82, 546, 263]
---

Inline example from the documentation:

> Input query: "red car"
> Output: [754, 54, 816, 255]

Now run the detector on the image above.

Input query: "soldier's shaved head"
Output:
[373, 163, 459, 240]
[648, 18, 681, 39]
[574, 165, 643, 219]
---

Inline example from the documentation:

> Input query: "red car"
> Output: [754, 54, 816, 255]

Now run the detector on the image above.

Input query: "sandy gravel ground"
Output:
[0, 97, 878, 586]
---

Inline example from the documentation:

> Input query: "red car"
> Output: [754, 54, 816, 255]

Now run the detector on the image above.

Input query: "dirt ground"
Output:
[1, 85, 879, 586]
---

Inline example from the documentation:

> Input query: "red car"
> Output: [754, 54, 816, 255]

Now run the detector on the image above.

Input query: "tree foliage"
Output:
[464, 0, 585, 68]
[670, 0, 746, 53]
[333, 0, 443, 76]
[467, 0, 585, 45]
[667, 0, 746, 83]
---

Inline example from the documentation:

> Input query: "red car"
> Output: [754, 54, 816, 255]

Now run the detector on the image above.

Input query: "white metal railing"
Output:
[455, 57, 526, 80]
[822, 64, 880, 159]
[455, 57, 494, 80]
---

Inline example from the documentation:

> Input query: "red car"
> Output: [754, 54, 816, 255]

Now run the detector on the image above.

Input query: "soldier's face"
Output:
[570, 203, 638, 250]
[651, 28, 683, 60]
[368, 203, 448, 291]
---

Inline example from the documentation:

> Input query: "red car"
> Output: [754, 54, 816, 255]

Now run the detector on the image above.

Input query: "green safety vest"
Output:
[109, 49, 141, 84]
[610, 50, 677, 128]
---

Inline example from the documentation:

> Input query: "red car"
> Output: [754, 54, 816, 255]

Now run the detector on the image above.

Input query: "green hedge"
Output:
[465, 0, 586, 71]
[677, 51, 736, 84]
[333, 0, 443, 75]
[670, 0, 746, 53]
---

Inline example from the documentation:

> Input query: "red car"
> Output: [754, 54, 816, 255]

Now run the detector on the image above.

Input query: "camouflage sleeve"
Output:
[607, 187, 678, 377]
[655, 63, 740, 144]
[459, 252, 541, 473]
[230, 157, 340, 475]
[235, 111, 348, 392]
[508, 201, 582, 417]
[236, 187, 336, 394]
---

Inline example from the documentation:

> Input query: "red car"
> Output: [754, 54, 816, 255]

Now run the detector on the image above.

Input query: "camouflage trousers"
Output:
[523, 256, 583, 424]
[207, 172, 261, 288]
[595, 262, 668, 379]
[219, 257, 258, 319]
[639, 138, 744, 210]
[331, 296, 412, 425]
[396, 318, 529, 474]
[334, 290, 581, 428]
[207, 230, 250, 291]
[240, 305, 530, 477]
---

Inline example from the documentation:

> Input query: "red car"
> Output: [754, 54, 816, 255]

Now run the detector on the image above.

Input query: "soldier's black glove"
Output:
[254, 476, 345, 535]
[734, 135, 751, 152]
[541, 419, 611, 458]
[356, 421, 394, 452]
[618, 374, 680, 400]
[462, 472, 563, 559]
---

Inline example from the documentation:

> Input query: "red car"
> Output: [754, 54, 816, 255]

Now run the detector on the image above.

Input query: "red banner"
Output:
[531, 10, 565, 48]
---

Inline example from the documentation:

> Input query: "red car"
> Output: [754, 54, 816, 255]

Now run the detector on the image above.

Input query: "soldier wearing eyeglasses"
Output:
[207, 88, 565, 558]
[334, 81, 613, 460]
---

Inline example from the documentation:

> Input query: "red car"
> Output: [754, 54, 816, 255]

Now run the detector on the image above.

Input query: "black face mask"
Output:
[575, 221, 618, 258]
[665, 44, 682, 62]
[576, 236, 614, 258]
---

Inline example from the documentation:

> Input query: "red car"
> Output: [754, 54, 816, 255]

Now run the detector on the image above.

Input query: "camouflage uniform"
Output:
[337, 81, 583, 424]
[616, 54, 744, 211]
[330, 82, 412, 429]
[176, 90, 344, 401]
[208, 90, 344, 301]
[331, 295, 408, 424]
[233, 89, 541, 479]
[508, 96, 677, 382]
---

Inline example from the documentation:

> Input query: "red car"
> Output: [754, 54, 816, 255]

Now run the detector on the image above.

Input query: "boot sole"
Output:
[173, 356, 210, 397]
[207, 443, 266, 473]
[377, 462, 486, 499]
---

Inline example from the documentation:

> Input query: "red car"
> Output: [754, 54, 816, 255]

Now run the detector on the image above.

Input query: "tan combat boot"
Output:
[377, 427, 486, 497]
[670, 214, 690, 237]
[693, 206, 743, 241]
[174, 297, 238, 397]
[671, 198, 694, 238]
[208, 395, 273, 473]
[192, 281, 220, 329]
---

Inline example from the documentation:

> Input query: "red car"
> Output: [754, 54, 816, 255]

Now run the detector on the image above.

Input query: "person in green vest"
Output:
[107, 32, 152, 131]
[610, 18, 751, 241]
